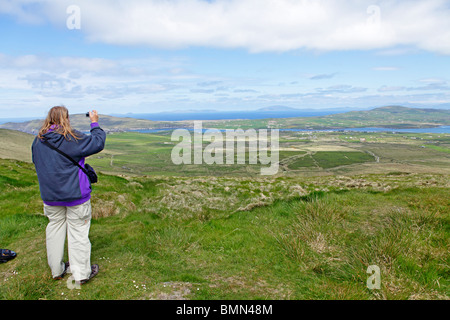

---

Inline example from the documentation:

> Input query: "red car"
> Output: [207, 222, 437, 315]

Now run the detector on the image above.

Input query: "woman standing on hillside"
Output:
[32, 106, 106, 285]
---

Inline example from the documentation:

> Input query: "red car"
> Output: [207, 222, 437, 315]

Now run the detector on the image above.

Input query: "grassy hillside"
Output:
[0, 129, 35, 162]
[0, 158, 448, 300]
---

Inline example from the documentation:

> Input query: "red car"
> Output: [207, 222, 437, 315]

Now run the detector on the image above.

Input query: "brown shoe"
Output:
[53, 262, 70, 280]
[79, 264, 99, 285]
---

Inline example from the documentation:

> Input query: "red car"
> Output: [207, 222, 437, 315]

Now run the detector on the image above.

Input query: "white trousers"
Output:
[44, 199, 92, 281]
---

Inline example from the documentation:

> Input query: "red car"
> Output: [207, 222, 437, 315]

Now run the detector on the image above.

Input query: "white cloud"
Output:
[0, 53, 194, 115]
[2, 0, 450, 54]
[419, 78, 446, 84]
[316, 85, 368, 94]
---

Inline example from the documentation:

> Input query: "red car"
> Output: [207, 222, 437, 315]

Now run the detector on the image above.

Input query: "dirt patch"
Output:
[206, 274, 293, 299]
[148, 281, 193, 300]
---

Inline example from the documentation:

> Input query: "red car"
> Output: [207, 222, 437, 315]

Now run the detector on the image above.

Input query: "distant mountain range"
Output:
[256, 106, 303, 112]
[0, 106, 449, 134]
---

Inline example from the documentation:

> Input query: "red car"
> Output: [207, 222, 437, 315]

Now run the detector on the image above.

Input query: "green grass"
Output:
[313, 151, 375, 169]
[286, 151, 375, 170]
[424, 145, 450, 154]
[0, 158, 448, 300]
[287, 154, 317, 169]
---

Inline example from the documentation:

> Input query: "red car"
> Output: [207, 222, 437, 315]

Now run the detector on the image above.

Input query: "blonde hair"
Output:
[38, 106, 80, 141]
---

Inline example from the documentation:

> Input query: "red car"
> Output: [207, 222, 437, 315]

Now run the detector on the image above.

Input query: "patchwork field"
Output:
[82, 130, 450, 178]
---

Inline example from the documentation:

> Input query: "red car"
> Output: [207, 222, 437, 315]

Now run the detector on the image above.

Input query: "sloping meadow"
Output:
[0, 158, 448, 299]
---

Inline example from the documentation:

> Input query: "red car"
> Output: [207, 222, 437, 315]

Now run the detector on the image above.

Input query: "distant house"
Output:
[360, 138, 366, 143]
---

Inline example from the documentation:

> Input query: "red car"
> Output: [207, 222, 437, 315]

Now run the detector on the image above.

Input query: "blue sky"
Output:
[1, 0, 450, 118]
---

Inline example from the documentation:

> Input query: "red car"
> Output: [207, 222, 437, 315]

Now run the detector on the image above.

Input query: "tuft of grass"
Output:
[273, 188, 449, 299]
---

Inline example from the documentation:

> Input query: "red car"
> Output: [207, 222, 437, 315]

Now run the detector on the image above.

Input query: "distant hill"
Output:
[203, 106, 450, 130]
[256, 105, 300, 112]
[0, 129, 35, 162]
[0, 114, 183, 135]
[317, 106, 450, 128]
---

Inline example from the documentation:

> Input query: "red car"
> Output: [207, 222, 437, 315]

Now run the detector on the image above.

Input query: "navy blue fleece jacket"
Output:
[32, 122, 106, 206]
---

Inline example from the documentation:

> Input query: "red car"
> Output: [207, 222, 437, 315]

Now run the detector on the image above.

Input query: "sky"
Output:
[0, 0, 450, 118]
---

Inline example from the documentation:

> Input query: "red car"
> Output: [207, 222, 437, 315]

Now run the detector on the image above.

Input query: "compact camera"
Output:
[85, 112, 90, 117]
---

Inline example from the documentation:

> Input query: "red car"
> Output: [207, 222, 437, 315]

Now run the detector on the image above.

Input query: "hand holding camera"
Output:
[86, 110, 99, 123]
